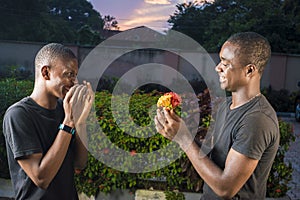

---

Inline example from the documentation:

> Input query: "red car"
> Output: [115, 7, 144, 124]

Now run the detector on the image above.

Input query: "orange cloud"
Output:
[124, 15, 168, 26]
[145, 0, 171, 5]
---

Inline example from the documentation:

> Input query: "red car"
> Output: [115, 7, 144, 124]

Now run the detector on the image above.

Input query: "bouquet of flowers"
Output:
[157, 92, 182, 115]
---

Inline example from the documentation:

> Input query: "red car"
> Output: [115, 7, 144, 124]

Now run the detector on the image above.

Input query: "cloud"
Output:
[144, 0, 171, 5]
[123, 4, 175, 28]
[117, 0, 182, 31]
[136, 5, 173, 15]
[123, 15, 168, 27]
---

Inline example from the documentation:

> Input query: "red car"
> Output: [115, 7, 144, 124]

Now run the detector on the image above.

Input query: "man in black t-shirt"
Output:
[3, 43, 94, 199]
[155, 32, 280, 199]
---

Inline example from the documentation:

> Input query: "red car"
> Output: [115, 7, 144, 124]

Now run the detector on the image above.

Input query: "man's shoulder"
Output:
[5, 97, 31, 116]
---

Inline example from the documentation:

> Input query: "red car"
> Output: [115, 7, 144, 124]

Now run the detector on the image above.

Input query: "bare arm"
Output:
[185, 142, 258, 198]
[73, 124, 88, 169]
[155, 109, 258, 199]
[17, 130, 73, 189]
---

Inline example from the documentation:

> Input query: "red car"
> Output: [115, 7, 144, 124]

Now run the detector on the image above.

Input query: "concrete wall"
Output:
[0, 40, 299, 92]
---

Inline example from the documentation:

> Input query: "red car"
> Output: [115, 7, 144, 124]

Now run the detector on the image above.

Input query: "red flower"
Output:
[276, 188, 281, 193]
[130, 150, 137, 156]
[157, 92, 182, 110]
[103, 148, 109, 154]
[170, 92, 182, 108]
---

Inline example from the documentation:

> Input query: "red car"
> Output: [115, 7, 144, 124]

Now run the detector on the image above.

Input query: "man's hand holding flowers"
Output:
[155, 92, 194, 151]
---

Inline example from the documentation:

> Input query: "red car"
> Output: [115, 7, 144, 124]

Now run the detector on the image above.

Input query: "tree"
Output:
[0, 0, 104, 45]
[168, 2, 211, 45]
[77, 25, 101, 45]
[103, 15, 119, 30]
[168, 0, 300, 54]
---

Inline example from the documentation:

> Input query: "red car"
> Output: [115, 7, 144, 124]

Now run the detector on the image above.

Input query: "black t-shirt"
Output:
[3, 97, 78, 200]
[201, 95, 280, 200]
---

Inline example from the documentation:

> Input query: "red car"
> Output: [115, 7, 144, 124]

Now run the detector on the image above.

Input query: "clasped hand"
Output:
[64, 81, 94, 126]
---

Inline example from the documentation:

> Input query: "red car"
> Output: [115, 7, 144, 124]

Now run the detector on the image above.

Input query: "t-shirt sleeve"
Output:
[3, 105, 42, 159]
[231, 113, 276, 160]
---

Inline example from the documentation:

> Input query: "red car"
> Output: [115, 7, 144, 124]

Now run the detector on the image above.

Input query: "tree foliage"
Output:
[168, 0, 300, 54]
[0, 0, 107, 45]
[103, 15, 120, 30]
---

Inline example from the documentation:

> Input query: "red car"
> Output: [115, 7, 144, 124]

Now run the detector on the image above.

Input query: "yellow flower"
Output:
[157, 92, 182, 111]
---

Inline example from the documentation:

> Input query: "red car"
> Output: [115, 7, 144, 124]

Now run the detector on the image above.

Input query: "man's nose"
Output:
[215, 62, 222, 72]
[73, 77, 79, 85]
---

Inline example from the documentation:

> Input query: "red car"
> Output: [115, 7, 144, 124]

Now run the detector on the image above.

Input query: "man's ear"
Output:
[246, 64, 256, 76]
[41, 66, 50, 80]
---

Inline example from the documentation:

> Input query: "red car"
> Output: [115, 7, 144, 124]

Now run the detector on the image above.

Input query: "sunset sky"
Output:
[90, 0, 191, 32]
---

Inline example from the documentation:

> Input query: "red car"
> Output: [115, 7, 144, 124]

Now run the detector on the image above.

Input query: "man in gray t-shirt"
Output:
[155, 32, 280, 199]
[3, 43, 94, 199]
[201, 95, 279, 199]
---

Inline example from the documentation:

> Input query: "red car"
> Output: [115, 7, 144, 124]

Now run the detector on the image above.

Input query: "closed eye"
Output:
[222, 62, 229, 67]
[64, 72, 76, 78]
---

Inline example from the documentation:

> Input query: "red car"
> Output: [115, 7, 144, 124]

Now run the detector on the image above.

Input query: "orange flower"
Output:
[157, 92, 182, 110]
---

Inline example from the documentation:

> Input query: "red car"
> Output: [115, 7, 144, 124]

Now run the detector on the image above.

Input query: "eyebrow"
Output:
[220, 56, 228, 61]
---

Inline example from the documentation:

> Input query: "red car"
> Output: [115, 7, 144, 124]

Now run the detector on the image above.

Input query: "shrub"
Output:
[0, 82, 295, 198]
[0, 78, 34, 178]
[0, 65, 33, 80]
[266, 119, 295, 198]
[75, 90, 190, 197]
[75, 90, 295, 198]
[262, 86, 296, 112]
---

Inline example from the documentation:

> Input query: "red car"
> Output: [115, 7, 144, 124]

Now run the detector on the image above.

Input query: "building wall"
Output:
[0, 40, 299, 92]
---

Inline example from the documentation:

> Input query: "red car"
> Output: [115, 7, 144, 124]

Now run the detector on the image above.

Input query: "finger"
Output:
[156, 109, 167, 124]
[162, 108, 181, 123]
[78, 86, 89, 100]
[154, 116, 170, 139]
[86, 82, 93, 94]
[169, 109, 181, 122]
[86, 82, 94, 95]
[71, 85, 85, 102]
[154, 116, 164, 131]
[163, 108, 178, 123]
[79, 82, 93, 102]
[86, 82, 94, 102]
[64, 84, 79, 103]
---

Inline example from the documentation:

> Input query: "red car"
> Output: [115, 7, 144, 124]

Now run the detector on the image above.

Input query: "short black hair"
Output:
[227, 32, 271, 74]
[35, 43, 77, 70]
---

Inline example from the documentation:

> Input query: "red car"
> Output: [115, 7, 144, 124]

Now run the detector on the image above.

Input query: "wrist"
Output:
[58, 123, 76, 135]
[178, 136, 194, 152]
[63, 118, 75, 128]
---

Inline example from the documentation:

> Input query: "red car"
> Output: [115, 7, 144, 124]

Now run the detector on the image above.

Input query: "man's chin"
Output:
[219, 83, 227, 90]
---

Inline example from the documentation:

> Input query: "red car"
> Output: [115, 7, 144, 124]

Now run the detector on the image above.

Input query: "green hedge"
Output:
[0, 78, 295, 198]
[0, 78, 34, 178]
[75, 90, 295, 198]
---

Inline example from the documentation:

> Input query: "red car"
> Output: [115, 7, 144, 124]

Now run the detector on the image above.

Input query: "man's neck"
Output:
[230, 90, 261, 109]
[30, 90, 58, 110]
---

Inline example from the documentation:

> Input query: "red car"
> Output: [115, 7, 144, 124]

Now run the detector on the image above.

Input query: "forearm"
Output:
[184, 142, 237, 198]
[73, 123, 88, 169]
[32, 130, 72, 189]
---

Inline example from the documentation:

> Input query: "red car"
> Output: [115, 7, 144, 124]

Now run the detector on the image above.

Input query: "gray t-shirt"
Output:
[201, 95, 280, 200]
[3, 97, 78, 200]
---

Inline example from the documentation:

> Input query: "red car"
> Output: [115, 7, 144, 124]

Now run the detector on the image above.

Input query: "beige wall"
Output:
[0, 40, 299, 92]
